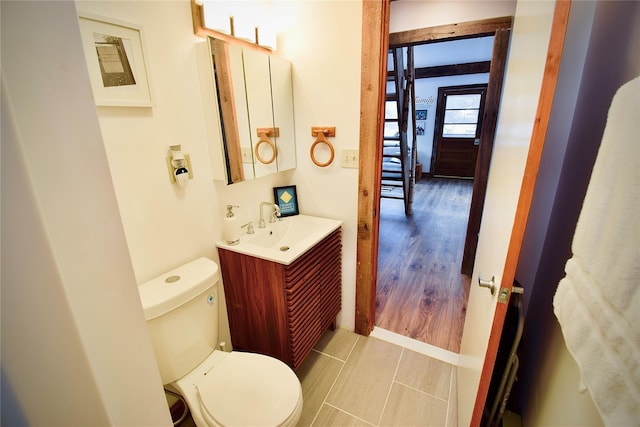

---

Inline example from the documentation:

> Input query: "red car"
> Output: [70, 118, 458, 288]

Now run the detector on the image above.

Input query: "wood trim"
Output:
[389, 16, 513, 46]
[469, 1, 572, 425]
[355, 0, 390, 336]
[210, 39, 244, 183]
[356, 14, 515, 335]
[190, 0, 204, 36]
[190, 0, 271, 54]
[461, 29, 511, 275]
[415, 61, 491, 79]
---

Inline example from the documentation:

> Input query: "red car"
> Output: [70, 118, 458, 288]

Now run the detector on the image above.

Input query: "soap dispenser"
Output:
[223, 205, 241, 246]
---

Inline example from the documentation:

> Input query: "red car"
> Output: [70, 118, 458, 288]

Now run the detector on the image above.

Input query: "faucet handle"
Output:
[242, 221, 255, 234]
[269, 212, 280, 223]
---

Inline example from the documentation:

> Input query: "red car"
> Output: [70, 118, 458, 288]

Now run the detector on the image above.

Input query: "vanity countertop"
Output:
[216, 214, 342, 265]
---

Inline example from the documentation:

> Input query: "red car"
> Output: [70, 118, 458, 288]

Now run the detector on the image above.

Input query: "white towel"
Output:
[553, 75, 640, 426]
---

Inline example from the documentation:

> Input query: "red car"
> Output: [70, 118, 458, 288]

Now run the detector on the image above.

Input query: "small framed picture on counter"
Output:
[273, 185, 299, 217]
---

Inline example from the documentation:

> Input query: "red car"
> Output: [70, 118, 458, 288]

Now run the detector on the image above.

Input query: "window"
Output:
[384, 100, 399, 138]
[442, 93, 482, 138]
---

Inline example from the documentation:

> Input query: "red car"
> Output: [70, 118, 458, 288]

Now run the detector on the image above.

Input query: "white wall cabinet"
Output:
[200, 38, 296, 184]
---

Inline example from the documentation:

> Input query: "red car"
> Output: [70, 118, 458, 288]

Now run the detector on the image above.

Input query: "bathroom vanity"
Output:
[217, 222, 341, 370]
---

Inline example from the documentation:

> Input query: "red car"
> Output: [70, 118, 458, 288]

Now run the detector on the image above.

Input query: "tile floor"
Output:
[295, 328, 457, 426]
[178, 328, 457, 427]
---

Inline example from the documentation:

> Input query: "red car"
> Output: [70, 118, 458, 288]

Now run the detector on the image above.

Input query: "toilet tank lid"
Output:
[137, 257, 220, 320]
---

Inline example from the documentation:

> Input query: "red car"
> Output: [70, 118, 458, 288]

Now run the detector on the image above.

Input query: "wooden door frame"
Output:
[355, 0, 390, 334]
[355, 5, 512, 336]
[356, 0, 571, 424]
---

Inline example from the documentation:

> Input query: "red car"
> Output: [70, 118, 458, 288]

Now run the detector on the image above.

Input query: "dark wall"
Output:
[513, 0, 640, 415]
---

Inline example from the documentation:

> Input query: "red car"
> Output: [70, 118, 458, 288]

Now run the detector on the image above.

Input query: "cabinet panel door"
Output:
[208, 39, 249, 183]
[270, 55, 296, 172]
[286, 266, 321, 368]
[243, 48, 277, 178]
[319, 233, 342, 330]
[218, 249, 289, 360]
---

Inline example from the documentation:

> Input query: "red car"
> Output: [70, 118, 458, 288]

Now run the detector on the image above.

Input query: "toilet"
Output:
[137, 257, 303, 426]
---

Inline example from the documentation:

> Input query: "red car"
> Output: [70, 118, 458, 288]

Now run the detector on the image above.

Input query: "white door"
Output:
[456, 1, 558, 425]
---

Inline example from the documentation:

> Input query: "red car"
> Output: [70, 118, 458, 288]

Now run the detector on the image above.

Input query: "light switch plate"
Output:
[241, 147, 253, 163]
[341, 149, 359, 168]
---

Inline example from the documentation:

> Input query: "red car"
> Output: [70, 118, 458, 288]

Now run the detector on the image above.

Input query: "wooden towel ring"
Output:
[310, 130, 335, 167]
[254, 132, 277, 164]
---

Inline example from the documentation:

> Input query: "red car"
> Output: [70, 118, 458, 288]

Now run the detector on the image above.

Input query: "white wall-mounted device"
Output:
[167, 145, 193, 188]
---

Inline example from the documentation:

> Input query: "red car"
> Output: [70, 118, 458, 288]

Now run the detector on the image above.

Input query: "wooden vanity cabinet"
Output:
[217, 228, 341, 369]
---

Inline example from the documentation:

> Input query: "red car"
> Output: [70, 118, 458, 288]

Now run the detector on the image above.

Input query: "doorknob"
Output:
[478, 275, 496, 295]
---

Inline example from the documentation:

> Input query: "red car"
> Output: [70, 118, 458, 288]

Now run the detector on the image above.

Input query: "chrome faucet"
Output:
[258, 202, 281, 228]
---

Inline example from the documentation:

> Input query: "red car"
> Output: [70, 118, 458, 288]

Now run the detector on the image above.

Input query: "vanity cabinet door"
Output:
[217, 249, 290, 361]
[284, 228, 342, 368]
[243, 48, 277, 178]
[270, 55, 296, 172]
[318, 230, 342, 330]
[285, 264, 321, 367]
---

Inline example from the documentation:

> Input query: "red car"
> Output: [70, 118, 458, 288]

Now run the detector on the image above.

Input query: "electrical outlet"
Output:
[241, 147, 253, 163]
[341, 149, 359, 168]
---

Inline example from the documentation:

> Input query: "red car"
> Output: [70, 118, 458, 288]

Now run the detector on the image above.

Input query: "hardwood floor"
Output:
[375, 177, 473, 353]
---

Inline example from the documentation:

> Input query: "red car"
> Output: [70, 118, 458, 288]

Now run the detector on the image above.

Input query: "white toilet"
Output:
[137, 257, 303, 426]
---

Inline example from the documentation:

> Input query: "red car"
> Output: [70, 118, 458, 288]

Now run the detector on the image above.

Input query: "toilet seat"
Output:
[195, 351, 303, 426]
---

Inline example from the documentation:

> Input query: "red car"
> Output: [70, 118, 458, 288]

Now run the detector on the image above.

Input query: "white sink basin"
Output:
[216, 214, 342, 265]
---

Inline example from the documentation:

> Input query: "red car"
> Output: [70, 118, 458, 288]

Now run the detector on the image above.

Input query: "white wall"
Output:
[76, 0, 221, 284]
[1, 1, 171, 425]
[527, 321, 603, 426]
[2, 78, 114, 427]
[390, 0, 516, 33]
[1, 1, 362, 421]
[75, 0, 363, 338]
[75, 0, 234, 345]
[515, 0, 596, 317]
[4, 0, 591, 424]
[276, 0, 363, 328]
[515, 0, 639, 424]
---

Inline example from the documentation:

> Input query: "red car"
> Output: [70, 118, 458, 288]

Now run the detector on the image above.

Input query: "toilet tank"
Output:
[137, 257, 220, 385]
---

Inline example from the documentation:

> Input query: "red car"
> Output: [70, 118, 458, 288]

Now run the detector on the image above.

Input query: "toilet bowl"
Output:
[172, 350, 303, 427]
[137, 257, 303, 427]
